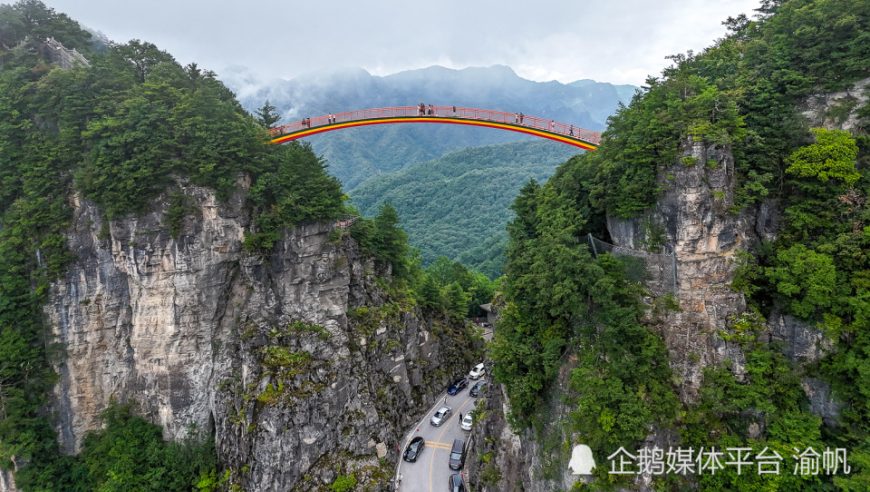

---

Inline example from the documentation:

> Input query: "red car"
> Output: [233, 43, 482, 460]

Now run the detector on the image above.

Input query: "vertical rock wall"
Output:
[465, 139, 829, 492]
[42, 182, 477, 491]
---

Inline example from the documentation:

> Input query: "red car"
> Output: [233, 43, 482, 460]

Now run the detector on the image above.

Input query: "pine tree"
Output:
[255, 100, 281, 128]
[372, 203, 409, 279]
[418, 274, 442, 310]
[445, 282, 468, 319]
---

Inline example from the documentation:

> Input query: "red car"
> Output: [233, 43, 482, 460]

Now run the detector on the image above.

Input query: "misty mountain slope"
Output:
[225, 65, 633, 188]
[316, 124, 536, 190]
[348, 139, 580, 278]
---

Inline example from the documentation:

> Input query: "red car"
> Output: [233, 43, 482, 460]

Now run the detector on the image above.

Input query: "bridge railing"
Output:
[269, 106, 601, 145]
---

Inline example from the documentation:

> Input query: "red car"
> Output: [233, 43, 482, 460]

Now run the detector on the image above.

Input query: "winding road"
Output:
[395, 381, 485, 491]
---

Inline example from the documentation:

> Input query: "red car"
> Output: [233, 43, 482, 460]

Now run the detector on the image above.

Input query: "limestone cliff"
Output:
[466, 138, 766, 492]
[36, 179, 478, 491]
[465, 73, 868, 489]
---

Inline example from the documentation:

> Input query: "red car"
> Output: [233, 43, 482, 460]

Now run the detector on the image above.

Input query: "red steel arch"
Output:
[269, 106, 600, 150]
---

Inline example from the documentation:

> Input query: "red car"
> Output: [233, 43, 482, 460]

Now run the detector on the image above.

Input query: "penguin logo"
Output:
[568, 444, 596, 475]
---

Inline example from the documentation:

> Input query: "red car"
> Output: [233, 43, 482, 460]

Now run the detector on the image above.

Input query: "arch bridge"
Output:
[269, 106, 601, 150]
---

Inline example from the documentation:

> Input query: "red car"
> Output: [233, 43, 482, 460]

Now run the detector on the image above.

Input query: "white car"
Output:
[468, 363, 485, 380]
[431, 406, 452, 426]
[460, 413, 473, 431]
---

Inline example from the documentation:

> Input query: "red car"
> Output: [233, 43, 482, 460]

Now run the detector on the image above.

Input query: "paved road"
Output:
[395, 379, 486, 492]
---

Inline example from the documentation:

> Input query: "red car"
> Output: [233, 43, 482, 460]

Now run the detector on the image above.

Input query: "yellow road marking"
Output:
[429, 396, 473, 492]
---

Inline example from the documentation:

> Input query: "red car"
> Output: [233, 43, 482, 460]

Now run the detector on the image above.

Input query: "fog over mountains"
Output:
[224, 65, 636, 190]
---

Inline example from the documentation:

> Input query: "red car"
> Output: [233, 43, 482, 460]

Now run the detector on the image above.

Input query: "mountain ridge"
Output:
[224, 65, 635, 189]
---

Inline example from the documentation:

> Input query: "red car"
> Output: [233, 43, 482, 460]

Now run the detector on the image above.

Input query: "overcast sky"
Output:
[45, 0, 762, 86]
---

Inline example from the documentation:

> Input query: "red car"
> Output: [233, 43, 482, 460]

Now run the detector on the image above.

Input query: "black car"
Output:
[447, 377, 468, 395]
[449, 473, 466, 492]
[469, 380, 486, 397]
[403, 436, 425, 462]
[448, 438, 465, 470]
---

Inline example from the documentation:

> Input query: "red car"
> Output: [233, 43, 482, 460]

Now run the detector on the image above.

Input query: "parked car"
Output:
[449, 438, 466, 470]
[460, 413, 473, 431]
[468, 363, 485, 380]
[447, 377, 469, 395]
[403, 436, 426, 462]
[469, 380, 486, 397]
[431, 406, 452, 426]
[449, 473, 466, 492]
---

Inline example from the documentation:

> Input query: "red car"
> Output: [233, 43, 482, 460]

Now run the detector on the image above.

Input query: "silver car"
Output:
[431, 406, 452, 426]
[460, 413, 473, 431]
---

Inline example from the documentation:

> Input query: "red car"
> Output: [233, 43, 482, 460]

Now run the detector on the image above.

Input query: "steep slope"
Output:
[470, 0, 870, 490]
[225, 65, 634, 189]
[0, 5, 482, 490]
[349, 140, 580, 277]
[46, 184, 479, 491]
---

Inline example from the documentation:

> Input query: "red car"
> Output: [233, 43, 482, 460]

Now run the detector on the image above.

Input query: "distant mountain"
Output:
[568, 78, 637, 103]
[224, 65, 635, 189]
[348, 139, 580, 278]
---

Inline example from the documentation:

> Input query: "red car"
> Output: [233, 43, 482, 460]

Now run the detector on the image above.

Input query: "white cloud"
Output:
[46, 0, 762, 86]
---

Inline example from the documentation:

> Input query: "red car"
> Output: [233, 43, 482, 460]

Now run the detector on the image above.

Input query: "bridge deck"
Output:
[269, 106, 600, 150]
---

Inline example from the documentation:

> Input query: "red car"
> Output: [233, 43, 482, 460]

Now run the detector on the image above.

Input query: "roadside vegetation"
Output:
[491, 0, 870, 488]
[350, 203, 497, 320]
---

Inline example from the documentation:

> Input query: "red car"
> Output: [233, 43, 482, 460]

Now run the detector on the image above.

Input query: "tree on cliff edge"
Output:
[256, 100, 281, 129]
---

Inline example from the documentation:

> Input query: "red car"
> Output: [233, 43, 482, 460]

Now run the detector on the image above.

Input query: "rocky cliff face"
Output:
[465, 136, 841, 491]
[466, 139, 765, 492]
[37, 180, 478, 491]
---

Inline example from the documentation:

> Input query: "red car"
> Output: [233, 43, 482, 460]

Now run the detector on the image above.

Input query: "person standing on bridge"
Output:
[519, 112, 524, 125]
[419, 103, 425, 116]
[452, 106, 457, 116]
[569, 125, 574, 136]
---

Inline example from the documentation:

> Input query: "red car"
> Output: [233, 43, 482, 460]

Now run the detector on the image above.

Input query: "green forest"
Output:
[3, 0, 870, 490]
[491, 0, 870, 489]
[349, 139, 579, 278]
[0, 2, 500, 489]
[0, 1, 350, 489]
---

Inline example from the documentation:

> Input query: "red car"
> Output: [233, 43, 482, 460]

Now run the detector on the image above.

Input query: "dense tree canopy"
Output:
[349, 140, 578, 278]
[0, 1, 344, 488]
[492, 0, 870, 488]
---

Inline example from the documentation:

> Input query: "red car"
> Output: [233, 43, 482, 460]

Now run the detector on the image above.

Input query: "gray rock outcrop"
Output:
[42, 181, 478, 491]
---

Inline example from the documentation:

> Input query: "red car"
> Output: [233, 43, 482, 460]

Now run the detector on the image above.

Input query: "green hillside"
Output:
[227, 65, 633, 190]
[492, 0, 870, 488]
[349, 140, 580, 278]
